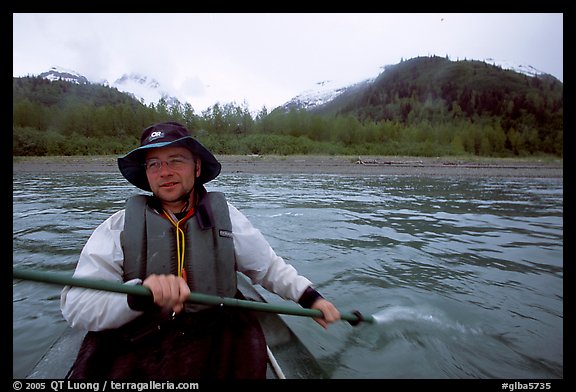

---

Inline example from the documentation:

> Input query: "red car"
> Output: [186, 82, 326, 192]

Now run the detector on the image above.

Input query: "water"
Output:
[12, 171, 563, 379]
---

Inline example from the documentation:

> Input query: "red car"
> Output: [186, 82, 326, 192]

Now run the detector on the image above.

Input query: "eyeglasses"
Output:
[144, 156, 193, 174]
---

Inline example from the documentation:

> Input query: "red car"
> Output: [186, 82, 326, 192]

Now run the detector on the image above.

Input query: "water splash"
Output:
[372, 305, 483, 335]
[373, 305, 439, 324]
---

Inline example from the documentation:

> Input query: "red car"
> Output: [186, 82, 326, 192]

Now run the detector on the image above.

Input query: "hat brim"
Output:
[117, 136, 221, 192]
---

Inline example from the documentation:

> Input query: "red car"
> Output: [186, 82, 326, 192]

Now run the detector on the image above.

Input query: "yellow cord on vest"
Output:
[163, 211, 187, 278]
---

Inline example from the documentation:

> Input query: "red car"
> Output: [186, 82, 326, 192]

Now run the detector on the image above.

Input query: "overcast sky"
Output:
[13, 13, 563, 113]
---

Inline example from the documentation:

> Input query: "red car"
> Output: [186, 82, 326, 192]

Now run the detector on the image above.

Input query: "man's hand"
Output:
[311, 298, 341, 329]
[142, 274, 190, 314]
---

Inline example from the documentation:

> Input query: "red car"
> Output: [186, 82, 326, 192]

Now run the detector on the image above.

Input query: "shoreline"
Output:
[13, 155, 563, 179]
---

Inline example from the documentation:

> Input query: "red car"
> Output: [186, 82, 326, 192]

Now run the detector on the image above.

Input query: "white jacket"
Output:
[60, 202, 312, 331]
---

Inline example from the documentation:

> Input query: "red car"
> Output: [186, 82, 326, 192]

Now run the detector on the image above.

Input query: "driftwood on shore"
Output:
[355, 157, 423, 166]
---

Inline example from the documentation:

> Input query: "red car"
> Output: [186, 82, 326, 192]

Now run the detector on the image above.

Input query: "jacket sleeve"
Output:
[228, 203, 312, 303]
[60, 210, 143, 331]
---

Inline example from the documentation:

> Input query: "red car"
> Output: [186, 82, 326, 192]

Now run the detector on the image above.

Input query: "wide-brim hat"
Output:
[118, 121, 221, 192]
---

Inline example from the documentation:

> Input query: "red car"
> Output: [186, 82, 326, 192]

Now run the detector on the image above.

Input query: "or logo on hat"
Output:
[148, 131, 164, 142]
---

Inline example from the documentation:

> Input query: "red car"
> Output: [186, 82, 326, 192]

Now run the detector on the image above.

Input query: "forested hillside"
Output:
[311, 56, 563, 156]
[13, 56, 563, 157]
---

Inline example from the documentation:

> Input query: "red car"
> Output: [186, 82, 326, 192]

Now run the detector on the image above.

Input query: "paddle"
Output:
[13, 268, 374, 325]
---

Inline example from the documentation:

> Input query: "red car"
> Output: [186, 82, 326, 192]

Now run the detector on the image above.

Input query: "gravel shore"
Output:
[13, 155, 563, 179]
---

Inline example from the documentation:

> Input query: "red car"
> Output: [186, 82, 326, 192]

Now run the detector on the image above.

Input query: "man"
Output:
[60, 121, 340, 379]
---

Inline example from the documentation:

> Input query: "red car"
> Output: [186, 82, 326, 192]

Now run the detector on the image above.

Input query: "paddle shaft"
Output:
[13, 268, 374, 324]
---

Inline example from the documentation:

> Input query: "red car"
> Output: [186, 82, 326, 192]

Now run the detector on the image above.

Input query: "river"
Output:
[13, 171, 563, 379]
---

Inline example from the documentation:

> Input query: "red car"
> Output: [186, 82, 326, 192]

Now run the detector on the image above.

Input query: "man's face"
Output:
[144, 146, 200, 205]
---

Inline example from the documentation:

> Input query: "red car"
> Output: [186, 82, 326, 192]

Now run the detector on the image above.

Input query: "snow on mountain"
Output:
[282, 68, 383, 111]
[38, 66, 89, 84]
[282, 80, 350, 111]
[111, 73, 181, 107]
[36, 67, 181, 107]
[483, 58, 546, 78]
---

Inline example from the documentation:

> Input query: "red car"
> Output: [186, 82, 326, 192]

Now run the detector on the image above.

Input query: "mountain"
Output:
[36, 55, 555, 115]
[308, 56, 562, 124]
[109, 73, 181, 107]
[36, 66, 181, 107]
[281, 57, 555, 112]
